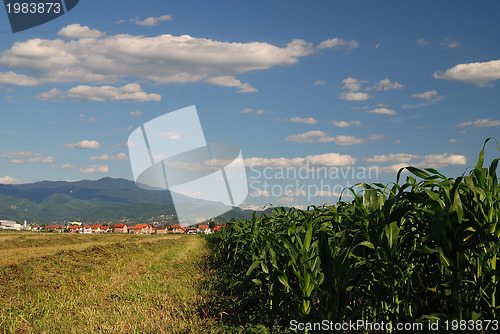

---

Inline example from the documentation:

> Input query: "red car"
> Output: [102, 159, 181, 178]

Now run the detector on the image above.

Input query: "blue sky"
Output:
[1, 0, 499, 209]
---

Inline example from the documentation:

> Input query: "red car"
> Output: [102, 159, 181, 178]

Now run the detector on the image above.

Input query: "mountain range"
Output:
[0, 177, 254, 225]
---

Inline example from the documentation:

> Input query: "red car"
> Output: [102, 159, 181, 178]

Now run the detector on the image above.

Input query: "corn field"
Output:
[209, 138, 500, 329]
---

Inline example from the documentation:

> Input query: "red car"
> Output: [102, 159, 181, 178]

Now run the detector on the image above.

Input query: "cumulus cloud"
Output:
[0, 27, 314, 92]
[244, 152, 356, 168]
[286, 131, 383, 145]
[250, 190, 271, 197]
[80, 165, 109, 174]
[412, 90, 438, 99]
[67, 83, 161, 102]
[314, 79, 326, 86]
[131, 15, 173, 26]
[0, 176, 22, 184]
[331, 120, 362, 127]
[341, 77, 363, 91]
[57, 24, 105, 39]
[61, 164, 76, 169]
[318, 38, 359, 50]
[440, 39, 461, 48]
[130, 110, 142, 116]
[457, 118, 500, 128]
[36, 88, 65, 101]
[289, 117, 317, 125]
[434, 60, 500, 86]
[365, 152, 467, 173]
[416, 39, 429, 46]
[90, 153, 128, 161]
[339, 91, 370, 101]
[37, 83, 161, 102]
[367, 107, 397, 115]
[240, 108, 270, 115]
[206, 76, 257, 93]
[64, 140, 101, 149]
[1, 151, 53, 164]
[369, 79, 403, 91]
[338, 77, 402, 101]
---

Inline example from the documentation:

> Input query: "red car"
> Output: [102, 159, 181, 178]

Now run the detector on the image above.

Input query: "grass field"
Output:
[0, 231, 220, 334]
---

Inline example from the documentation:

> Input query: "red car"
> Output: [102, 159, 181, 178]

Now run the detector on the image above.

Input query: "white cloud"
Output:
[304, 153, 357, 166]
[313, 190, 343, 197]
[244, 152, 356, 168]
[1, 151, 53, 164]
[0, 72, 41, 86]
[240, 108, 270, 115]
[457, 118, 500, 128]
[416, 39, 429, 46]
[0, 176, 22, 184]
[80, 165, 109, 174]
[158, 131, 181, 140]
[90, 153, 128, 161]
[318, 38, 359, 50]
[64, 140, 101, 149]
[434, 60, 500, 86]
[290, 117, 317, 125]
[61, 164, 76, 169]
[314, 79, 326, 86]
[338, 77, 401, 101]
[36, 88, 65, 101]
[206, 75, 257, 93]
[366, 152, 467, 173]
[251, 190, 271, 197]
[367, 107, 397, 115]
[131, 15, 173, 26]
[449, 138, 457, 143]
[57, 24, 104, 39]
[365, 153, 416, 163]
[370, 79, 403, 91]
[0, 28, 314, 92]
[441, 39, 461, 48]
[412, 90, 437, 99]
[341, 77, 363, 91]
[331, 120, 361, 127]
[339, 91, 370, 101]
[130, 110, 142, 116]
[286, 131, 383, 145]
[66, 83, 161, 102]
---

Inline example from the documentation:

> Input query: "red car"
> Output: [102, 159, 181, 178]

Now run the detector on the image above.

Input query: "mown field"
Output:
[0, 232, 224, 334]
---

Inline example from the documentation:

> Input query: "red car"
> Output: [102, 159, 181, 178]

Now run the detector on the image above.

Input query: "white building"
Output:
[0, 220, 23, 231]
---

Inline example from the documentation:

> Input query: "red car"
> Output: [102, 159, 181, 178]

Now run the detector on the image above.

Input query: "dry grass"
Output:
[0, 232, 217, 333]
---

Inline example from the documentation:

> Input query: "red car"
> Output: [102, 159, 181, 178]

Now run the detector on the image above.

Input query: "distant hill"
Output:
[0, 178, 254, 224]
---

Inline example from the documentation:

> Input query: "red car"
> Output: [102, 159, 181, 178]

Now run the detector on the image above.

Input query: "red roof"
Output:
[198, 225, 209, 230]
[113, 223, 127, 228]
[170, 225, 181, 229]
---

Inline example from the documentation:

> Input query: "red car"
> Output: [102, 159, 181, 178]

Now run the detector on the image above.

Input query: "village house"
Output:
[168, 225, 184, 233]
[81, 225, 92, 234]
[113, 223, 128, 233]
[91, 224, 102, 233]
[128, 224, 154, 234]
[156, 227, 168, 234]
[197, 224, 211, 234]
[68, 225, 79, 233]
[45, 224, 65, 233]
